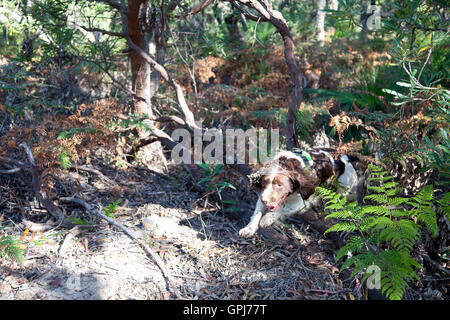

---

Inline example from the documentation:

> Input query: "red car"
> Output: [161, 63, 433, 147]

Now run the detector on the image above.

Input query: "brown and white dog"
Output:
[239, 149, 367, 237]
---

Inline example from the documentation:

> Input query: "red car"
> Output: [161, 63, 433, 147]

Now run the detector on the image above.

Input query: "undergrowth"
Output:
[317, 164, 448, 300]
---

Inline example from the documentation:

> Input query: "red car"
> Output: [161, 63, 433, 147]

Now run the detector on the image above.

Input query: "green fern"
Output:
[0, 235, 25, 266]
[59, 148, 72, 170]
[437, 191, 450, 220]
[318, 164, 437, 300]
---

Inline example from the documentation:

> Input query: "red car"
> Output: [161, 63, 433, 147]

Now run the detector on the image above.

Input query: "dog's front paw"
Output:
[239, 226, 257, 238]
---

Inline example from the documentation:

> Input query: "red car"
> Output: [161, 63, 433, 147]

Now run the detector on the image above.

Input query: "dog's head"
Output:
[248, 156, 319, 211]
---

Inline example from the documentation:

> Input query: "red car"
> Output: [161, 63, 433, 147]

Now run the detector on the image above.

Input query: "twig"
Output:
[19, 142, 36, 166]
[178, 0, 214, 18]
[0, 167, 22, 174]
[73, 165, 117, 186]
[423, 254, 450, 276]
[21, 219, 55, 233]
[60, 196, 181, 298]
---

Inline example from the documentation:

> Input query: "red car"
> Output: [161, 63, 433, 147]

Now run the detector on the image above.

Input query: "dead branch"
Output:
[19, 142, 36, 166]
[124, 34, 198, 129]
[21, 219, 56, 233]
[423, 254, 450, 276]
[230, 1, 268, 22]
[178, 0, 214, 18]
[60, 196, 181, 298]
[76, 24, 126, 37]
[0, 167, 22, 174]
[0, 155, 26, 168]
[73, 165, 117, 186]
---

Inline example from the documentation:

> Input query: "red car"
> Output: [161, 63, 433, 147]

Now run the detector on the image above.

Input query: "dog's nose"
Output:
[266, 204, 276, 211]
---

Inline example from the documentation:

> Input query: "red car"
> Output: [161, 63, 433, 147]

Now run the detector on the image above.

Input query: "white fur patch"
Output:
[338, 155, 359, 201]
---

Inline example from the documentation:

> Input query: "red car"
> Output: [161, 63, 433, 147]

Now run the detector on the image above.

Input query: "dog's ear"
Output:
[248, 171, 262, 191]
[289, 171, 317, 200]
[279, 157, 321, 200]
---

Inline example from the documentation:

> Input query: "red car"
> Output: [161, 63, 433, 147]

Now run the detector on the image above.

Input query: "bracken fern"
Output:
[317, 164, 438, 300]
[0, 234, 25, 266]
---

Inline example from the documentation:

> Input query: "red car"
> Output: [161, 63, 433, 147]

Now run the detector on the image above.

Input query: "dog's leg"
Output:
[259, 210, 282, 227]
[239, 196, 265, 237]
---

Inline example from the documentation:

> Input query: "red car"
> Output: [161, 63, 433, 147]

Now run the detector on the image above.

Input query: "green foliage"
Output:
[317, 164, 439, 300]
[57, 127, 97, 139]
[0, 234, 25, 266]
[115, 113, 153, 131]
[196, 163, 237, 214]
[59, 149, 72, 170]
[103, 200, 120, 218]
[437, 192, 450, 220]
[67, 217, 90, 225]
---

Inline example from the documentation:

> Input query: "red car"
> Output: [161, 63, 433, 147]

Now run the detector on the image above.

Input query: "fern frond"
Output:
[385, 188, 402, 196]
[379, 219, 420, 252]
[324, 210, 351, 220]
[336, 236, 365, 261]
[361, 205, 388, 216]
[415, 206, 438, 236]
[319, 165, 436, 301]
[368, 185, 386, 193]
[388, 197, 409, 207]
[437, 192, 450, 219]
[324, 221, 357, 234]
[384, 182, 399, 189]
[0, 235, 24, 265]
[377, 250, 421, 300]
[364, 194, 388, 204]
[412, 185, 434, 203]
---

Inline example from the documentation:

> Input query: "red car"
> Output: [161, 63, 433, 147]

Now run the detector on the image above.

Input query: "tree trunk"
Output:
[316, 0, 326, 44]
[359, 0, 369, 41]
[329, 0, 338, 11]
[128, 0, 153, 122]
[149, 37, 165, 98]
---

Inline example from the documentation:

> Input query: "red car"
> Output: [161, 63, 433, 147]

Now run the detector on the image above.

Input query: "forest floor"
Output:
[0, 39, 448, 300]
[0, 140, 352, 300]
[0, 127, 445, 300]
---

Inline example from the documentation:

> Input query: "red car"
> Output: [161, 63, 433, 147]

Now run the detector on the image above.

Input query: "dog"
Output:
[239, 149, 367, 237]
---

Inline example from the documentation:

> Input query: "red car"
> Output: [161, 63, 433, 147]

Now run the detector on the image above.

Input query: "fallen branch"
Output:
[60, 196, 181, 298]
[72, 165, 117, 186]
[21, 219, 55, 233]
[0, 167, 22, 174]
[423, 254, 450, 276]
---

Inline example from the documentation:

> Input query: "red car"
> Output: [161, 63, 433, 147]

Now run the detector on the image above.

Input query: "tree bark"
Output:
[329, 0, 338, 11]
[128, 0, 155, 123]
[316, 0, 326, 44]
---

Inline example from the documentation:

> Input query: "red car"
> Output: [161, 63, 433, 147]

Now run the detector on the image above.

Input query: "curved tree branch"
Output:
[178, 0, 214, 18]
[224, 0, 304, 150]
